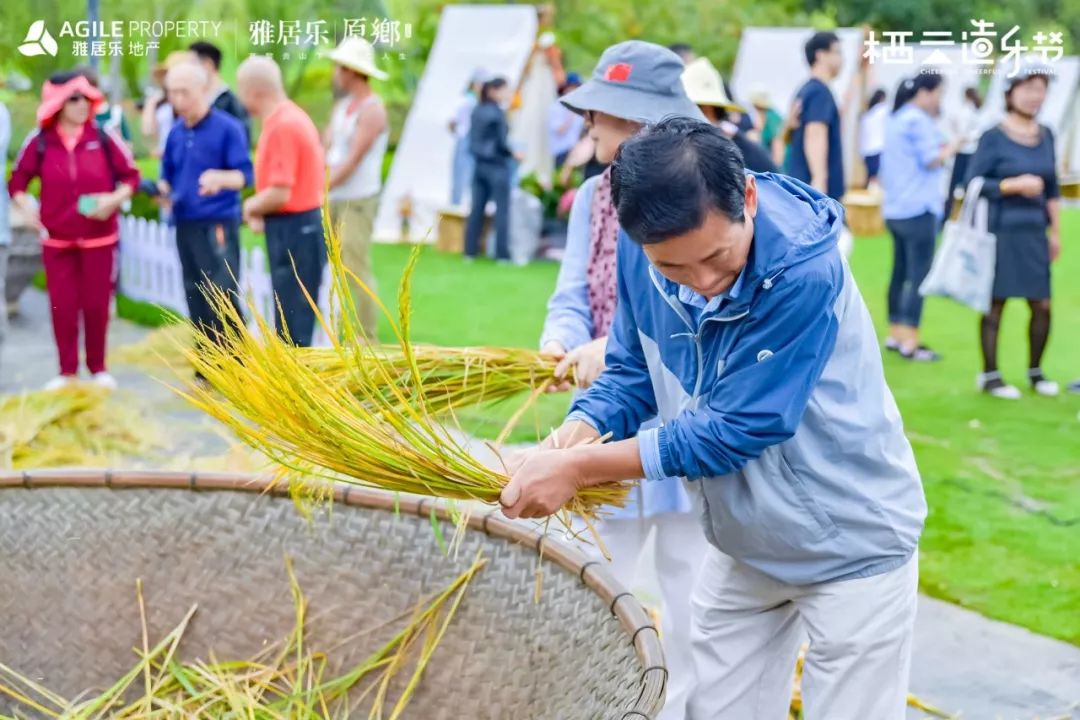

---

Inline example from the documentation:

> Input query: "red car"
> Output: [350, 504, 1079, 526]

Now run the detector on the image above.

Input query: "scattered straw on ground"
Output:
[0, 386, 164, 470]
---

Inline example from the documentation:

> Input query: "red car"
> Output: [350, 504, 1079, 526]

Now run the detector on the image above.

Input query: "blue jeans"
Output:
[464, 160, 511, 260]
[264, 208, 326, 347]
[450, 138, 473, 206]
[886, 212, 937, 327]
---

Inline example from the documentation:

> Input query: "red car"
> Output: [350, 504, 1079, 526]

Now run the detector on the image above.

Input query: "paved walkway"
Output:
[3, 288, 1080, 719]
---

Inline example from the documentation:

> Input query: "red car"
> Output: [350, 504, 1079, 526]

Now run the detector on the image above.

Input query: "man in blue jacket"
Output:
[501, 117, 926, 720]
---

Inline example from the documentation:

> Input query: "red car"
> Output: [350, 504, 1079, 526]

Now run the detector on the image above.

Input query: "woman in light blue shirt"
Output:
[880, 73, 959, 362]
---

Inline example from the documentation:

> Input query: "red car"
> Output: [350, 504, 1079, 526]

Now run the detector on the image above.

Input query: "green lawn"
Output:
[355, 211, 1080, 647]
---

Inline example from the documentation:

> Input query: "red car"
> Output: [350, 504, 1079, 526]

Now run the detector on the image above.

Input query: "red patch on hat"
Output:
[603, 63, 633, 83]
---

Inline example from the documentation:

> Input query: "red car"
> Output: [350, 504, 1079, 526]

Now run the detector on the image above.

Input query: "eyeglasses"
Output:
[66, 94, 88, 104]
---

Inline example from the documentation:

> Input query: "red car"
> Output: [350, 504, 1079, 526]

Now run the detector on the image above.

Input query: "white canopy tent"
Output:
[1066, 98, 1080, 176]
[731, 27, 865, 184]
[374, 5, 538, 243]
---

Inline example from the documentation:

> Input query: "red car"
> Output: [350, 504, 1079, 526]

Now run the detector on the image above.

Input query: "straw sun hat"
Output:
[324, 36, 388, 80]
[681, 57, 744, 113]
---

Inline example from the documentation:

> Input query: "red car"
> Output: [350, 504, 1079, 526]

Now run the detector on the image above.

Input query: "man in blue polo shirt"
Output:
[160, 61, 253, 380]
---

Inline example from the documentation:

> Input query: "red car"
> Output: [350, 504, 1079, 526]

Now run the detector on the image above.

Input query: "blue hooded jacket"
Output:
[568, 172, 926, 585]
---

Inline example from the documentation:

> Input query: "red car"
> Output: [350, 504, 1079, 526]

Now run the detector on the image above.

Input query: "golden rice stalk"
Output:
[0, 555, 487, 719]
[178, 220, 630, 523]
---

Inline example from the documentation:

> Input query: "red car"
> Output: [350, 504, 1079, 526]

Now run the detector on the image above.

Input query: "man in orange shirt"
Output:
[237, 56, 327, 347]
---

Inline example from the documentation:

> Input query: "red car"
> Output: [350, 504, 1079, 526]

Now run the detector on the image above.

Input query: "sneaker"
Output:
[43, 375, 77, 391]
[90, 372, 118, 391]
[977, 371, 1021, 400]
[884, 337, 901, 353]
[1069, 380, 1080, 395]
[1028, 369, 1059, 397]
[900, 345, 942, 362]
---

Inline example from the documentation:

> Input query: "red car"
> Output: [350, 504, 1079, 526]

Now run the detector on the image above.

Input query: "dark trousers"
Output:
[943, 152, 972, 220]
[886, 211, 937, 327]
[176, 219, 244, 353]
[264, 208, 326, 347]
[464, 160, 511, 260]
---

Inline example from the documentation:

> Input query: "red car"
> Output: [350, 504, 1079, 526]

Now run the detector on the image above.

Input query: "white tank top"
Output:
[327, 95, 389, 201]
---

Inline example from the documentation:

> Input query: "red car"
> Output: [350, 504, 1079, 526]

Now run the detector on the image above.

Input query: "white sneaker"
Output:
[976, 371, 1021, 400]
[1028, 369, 1060, 397]
[91, 372, 118, 391]
[43, 375, 77, 391]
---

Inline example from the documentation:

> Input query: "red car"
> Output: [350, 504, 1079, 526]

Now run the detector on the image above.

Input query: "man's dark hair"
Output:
[611, 117, 746, 245]
[804, 31, 839, 67]
[189, 41, 223, 69]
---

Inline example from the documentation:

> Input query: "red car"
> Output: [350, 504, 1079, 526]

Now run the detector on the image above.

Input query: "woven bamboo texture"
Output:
[0, 470, 666, 719]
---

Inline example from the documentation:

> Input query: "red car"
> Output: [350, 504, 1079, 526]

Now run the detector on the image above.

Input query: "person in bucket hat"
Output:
[538, 40, 707, 720]
[681, 57, 777, 174]
[323, 36, 390, 339]
[560, 40, 705, 125]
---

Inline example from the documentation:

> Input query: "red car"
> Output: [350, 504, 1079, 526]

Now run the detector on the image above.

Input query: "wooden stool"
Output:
[436, 207, 490, 255]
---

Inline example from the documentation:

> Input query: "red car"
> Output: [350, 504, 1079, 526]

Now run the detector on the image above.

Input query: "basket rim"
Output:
[0, 468, 667, 719]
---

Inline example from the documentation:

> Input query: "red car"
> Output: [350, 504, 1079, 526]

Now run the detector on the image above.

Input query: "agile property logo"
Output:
[18, 20, 59, 57]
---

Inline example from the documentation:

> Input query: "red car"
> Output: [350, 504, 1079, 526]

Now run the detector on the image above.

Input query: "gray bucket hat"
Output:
[560, 40, 706, 124]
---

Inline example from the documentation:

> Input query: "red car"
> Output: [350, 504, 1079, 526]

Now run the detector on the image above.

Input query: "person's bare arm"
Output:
[804, 122, 829, 193]
[998, 175, 1045, 197]
[328, 102, 388, 190]
[243, 186, 291, 217]
[86, 183, 134, 221]
[770, 136, 785, 167]
[141, 93, 161, 138]
[12, 192, 44, 232]
[1048, 198, 1061, 261]
[198, 169, 247, 196]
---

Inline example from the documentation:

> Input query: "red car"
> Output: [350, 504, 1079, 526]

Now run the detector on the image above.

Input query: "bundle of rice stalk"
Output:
[0, 387, 162, 470]
[117, 311, 561, 416]
[179, 220, 630, 526]
[0, 555, 486, 719]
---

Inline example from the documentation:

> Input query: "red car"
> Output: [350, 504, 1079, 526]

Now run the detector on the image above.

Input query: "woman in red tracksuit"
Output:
[8, 71, 140, 390]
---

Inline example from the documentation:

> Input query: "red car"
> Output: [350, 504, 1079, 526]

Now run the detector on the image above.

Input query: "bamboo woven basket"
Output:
[0, 470, 666, 719]
[841, 189, 886, 237]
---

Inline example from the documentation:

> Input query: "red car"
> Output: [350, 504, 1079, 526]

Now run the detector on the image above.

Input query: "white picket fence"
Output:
[118, 215, 332, 347]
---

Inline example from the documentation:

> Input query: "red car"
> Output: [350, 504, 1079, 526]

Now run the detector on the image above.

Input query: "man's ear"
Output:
[744, 174, 758, 220]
